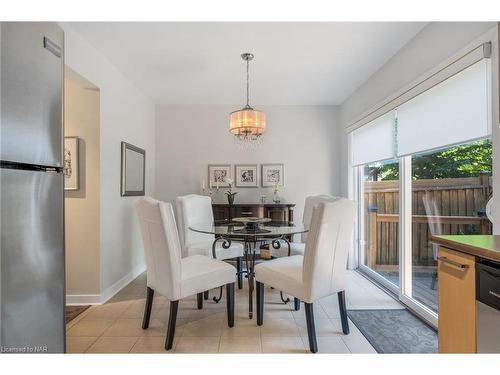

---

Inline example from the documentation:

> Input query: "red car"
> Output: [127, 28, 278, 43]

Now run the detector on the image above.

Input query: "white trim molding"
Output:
[65, 294, 102, 306]
[99, 262, 146, 304]
[65, 262, 146, 305]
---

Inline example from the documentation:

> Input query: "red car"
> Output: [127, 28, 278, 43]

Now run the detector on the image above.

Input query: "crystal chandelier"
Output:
[229, 53, 266, 146]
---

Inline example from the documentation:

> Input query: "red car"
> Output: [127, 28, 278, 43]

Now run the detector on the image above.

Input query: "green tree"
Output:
[365, 139, 492, 181]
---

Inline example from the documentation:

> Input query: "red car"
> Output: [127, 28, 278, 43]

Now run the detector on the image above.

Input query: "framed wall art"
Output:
[261, 163, 284, 187]
[64, 136, 80, 191]
[235, 164, 258, 187]
[208, 164, 232, 187]
[121, 141, 146, 196]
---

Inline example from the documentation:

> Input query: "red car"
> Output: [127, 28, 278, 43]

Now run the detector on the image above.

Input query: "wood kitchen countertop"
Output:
[430, 235, 500, 262]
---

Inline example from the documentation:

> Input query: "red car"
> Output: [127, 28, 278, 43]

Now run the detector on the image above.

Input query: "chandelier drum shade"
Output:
[229, 53, 266, 145]
[229, 108, 266, 136]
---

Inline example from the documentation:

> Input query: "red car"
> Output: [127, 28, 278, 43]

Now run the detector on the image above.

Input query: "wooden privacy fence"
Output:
[363, 174, 492, 271]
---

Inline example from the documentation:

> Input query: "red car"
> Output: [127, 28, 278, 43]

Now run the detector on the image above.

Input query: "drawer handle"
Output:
[240, 211, 253, 215]
[437, 256, 469, 270]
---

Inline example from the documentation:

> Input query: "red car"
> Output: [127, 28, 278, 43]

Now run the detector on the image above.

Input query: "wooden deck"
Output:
[377, 271, 438, 312]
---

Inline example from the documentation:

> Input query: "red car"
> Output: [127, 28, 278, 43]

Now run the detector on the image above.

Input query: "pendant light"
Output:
[229, 53, 266, 146]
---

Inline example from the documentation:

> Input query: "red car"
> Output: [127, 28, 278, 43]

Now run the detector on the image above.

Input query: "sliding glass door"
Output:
[351, 59, 492, 326]
[358, 159, 400, 293]
[405, 140, 492, 315]
[355, 139, 492, 326]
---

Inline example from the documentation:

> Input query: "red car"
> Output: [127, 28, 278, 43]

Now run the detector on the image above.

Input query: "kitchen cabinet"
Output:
[437, 246, 476, 353]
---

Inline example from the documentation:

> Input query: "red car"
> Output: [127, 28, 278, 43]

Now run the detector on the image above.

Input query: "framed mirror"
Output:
[121, 141, 145, 196]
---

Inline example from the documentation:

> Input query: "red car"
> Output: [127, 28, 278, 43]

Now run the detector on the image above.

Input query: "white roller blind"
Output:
[346, 43, 491, 132]
[397, 60, 491, 157]
[351, 111, 395, 166]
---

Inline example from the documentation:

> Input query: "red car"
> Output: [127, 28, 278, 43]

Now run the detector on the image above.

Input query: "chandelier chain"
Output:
[246, 58, 250, 107]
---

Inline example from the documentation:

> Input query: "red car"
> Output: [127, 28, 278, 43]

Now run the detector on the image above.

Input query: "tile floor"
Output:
[66, 270, 403, 353]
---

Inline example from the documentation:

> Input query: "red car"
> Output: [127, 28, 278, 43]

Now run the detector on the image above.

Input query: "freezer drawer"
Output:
[0, 22, 63, 167]
[0, 168, 64, 353]
[477, 301, 500, 353]
[476, 260, 500, 353]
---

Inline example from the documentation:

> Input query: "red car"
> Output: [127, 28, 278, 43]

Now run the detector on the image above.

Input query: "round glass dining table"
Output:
[189, 222, 308, 318]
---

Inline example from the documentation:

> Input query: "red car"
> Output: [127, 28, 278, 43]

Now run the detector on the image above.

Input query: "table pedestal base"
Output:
[211, 235, 292, 319]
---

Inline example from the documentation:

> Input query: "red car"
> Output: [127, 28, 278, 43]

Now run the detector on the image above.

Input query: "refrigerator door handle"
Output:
[45, 166, 62, 173]
[43, 36, 62, 58]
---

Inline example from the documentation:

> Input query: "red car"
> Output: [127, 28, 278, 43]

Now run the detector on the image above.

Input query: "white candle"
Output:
[216, 180, 219, 189]
[202, 180, 206, 190]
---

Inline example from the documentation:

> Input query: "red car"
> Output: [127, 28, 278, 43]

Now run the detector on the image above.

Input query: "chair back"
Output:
[136, 197, 182, 300]
[301, 195, 341, 242]
[423, 192, 442, 261]
[423, 192, 442, 236]
[176, 194, 214, 256]
[302, 198, 356, 301]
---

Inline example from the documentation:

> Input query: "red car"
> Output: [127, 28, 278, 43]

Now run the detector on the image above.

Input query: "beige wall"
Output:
[64, 68, 101, 301]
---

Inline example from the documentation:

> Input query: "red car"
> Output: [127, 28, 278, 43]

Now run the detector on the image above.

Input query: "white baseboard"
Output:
[66, 294, 101, 306]
[99, 263, 146, 304]
[65, 263, 146, 306]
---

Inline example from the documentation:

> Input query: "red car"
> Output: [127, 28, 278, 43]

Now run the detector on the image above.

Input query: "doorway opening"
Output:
[64, 67, 101, 324]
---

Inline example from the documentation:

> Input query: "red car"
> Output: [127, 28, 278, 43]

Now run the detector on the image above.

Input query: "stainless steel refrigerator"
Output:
[1, 22, 65, 353]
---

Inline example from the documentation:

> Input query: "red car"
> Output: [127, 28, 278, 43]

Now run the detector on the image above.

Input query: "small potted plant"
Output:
[225, 177, 237, 205]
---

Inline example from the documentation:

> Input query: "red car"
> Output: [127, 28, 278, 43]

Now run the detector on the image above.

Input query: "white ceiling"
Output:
[71, 22, 427, 106]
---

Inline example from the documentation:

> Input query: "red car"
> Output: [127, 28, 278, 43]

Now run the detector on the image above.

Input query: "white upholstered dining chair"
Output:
[136, 197, 236, 350]
[255, 198, 356, 353]
[271, 194, 341, 311]
[271, 194, 340, 258]
[176, 194, 245, 291]
[423, 192, 441, 290]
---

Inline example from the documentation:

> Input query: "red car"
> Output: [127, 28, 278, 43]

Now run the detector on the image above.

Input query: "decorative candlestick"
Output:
[207, 181, 214, 197]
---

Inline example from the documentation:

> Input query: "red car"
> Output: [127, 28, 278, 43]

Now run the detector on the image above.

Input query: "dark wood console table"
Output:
[212, 203, 295, 225]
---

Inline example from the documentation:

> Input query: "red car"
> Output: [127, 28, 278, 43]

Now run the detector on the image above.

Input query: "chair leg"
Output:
[337, 290, 350, 335]
[304, 302, 318, 353]
[256, 281, 264, 326]
[294, 297, 300, 311]
[142, 287, 154, 329]
[237, 256, 243, 289]
[204, 290, 209, 300]
[165, 300, 179, 351]
[430, 271, 437, 290]
[197, 292, 203, 310]
[226, 283, 235, 327]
